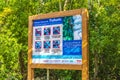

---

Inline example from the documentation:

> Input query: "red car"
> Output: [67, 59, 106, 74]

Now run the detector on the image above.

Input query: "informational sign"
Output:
[32, 15, 82, 65]
[28, 9, 89, 80]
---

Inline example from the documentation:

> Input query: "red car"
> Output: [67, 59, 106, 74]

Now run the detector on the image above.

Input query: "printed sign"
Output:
[32, 15, 82, 65]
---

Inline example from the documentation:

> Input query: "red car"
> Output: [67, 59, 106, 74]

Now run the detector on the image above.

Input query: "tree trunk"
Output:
[19, 51, 26, 80]
[93, 53, 99, 80]
[59, 0, 62, 11]
[63, 0, 69, 11]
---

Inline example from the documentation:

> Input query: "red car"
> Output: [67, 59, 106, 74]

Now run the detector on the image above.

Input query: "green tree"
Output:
[89, 0, 120, 80]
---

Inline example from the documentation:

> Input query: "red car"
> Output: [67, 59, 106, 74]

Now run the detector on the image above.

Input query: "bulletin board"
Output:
[28, 9, 89, 80]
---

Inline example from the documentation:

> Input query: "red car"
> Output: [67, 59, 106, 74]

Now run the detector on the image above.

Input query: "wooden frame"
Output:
[28, 9, 89, 80]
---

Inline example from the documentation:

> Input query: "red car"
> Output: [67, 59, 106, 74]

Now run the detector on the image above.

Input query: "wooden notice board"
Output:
[28, 9, 89, 80]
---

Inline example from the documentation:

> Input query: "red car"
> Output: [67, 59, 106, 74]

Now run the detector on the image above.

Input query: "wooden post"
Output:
[28, 16, 34, 80]
[28, 66, 34, 80]
[82, 9, 89, 80]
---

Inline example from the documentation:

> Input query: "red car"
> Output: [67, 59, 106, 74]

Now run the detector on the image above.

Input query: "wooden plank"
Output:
[31, 68, 34, 80]
[30, 9, 82, 20]
[28, 66, 34, 80]
[28, 16, 33, 64]
[31, 64, 82, 70]
[82, 9, 89, 80]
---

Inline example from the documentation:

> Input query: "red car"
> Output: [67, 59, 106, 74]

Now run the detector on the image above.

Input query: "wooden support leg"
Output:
[28, 65, 34, 80]
[82, 64, 89, 80]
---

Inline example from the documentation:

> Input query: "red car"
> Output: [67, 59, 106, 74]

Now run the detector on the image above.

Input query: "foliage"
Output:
[89, 0, 120, 79]
[0, 0, 120, 80]
[0, 7, 22, 79]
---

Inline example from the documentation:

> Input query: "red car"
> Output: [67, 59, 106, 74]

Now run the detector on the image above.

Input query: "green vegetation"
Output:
[0, 0, 120, 80]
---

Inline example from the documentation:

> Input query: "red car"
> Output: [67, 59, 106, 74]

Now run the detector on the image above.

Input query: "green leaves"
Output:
[89, 0, 120, 79]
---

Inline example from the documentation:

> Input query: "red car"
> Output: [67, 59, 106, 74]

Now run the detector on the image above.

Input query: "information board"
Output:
[32, 15, 82, 64]
[28, 9, 89, 80]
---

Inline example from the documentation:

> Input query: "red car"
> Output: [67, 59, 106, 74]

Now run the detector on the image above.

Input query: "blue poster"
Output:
[32, 15, 82, 64]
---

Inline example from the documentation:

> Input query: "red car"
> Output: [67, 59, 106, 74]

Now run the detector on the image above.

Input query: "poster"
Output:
[32, 15, 82, 65]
